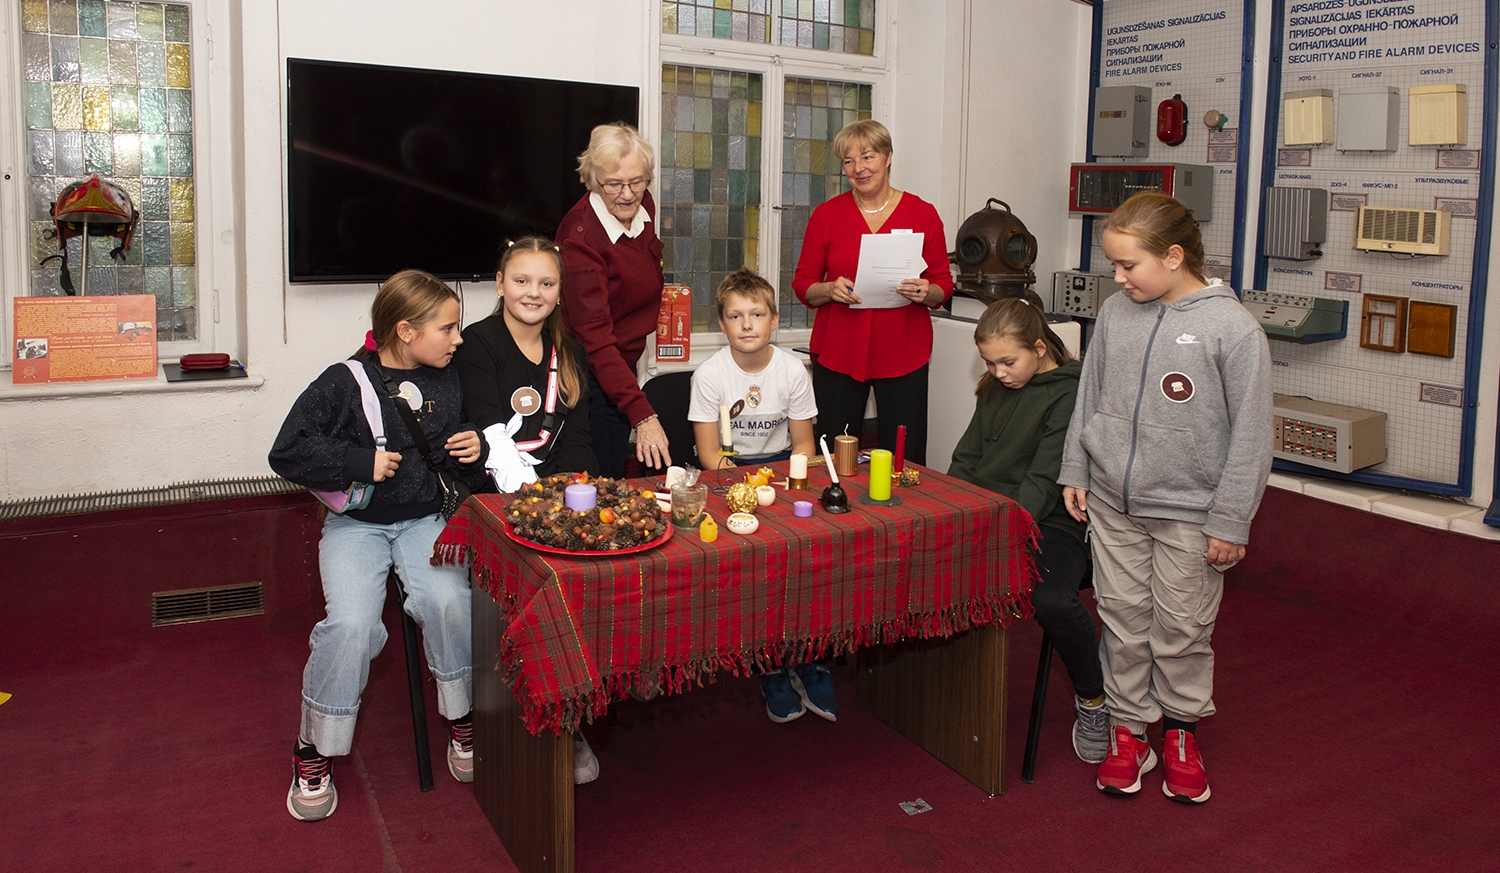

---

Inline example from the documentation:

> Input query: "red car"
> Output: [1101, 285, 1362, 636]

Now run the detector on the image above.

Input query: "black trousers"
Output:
[586, 374, 632, 479]
[1031, 524, 1103, 700]
[811, 358, 929, 466]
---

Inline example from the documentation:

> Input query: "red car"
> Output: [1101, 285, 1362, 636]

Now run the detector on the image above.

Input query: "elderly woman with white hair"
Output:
[557, 122, 672, 476]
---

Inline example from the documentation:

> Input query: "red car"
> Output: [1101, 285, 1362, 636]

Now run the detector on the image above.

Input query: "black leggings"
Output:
[811, 359, 929, 466]
[1031, 524, 1103, 700]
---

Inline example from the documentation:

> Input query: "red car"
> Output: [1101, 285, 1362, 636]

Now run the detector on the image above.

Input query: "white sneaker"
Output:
[574, 733, 599, 785]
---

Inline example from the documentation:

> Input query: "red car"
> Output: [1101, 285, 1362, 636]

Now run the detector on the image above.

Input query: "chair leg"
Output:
[1021, 633, 1055, 784]
[391, 572, 435, 792]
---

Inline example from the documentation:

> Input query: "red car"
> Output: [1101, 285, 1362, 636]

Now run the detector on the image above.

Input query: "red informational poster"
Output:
[12, 295, 159, 384]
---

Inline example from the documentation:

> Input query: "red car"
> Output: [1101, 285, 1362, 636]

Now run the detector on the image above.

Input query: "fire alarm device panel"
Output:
[1068, 163, 1213, 219]
[1283, 89, 1334, 145]
[1052, 271, 1123, 318]
[1241, 290, 1348, 343]
[1157, 94, 1187, 146]
[1272, 393, 1387, 473]
[1093, 86, 1151, 157]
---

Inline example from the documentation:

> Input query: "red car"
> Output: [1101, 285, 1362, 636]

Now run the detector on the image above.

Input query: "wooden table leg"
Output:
[472, 584, 575, 873]
[855, 624, 1009, 795]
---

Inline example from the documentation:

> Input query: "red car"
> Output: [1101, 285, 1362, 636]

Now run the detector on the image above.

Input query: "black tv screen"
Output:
[286, 58, 639, 283]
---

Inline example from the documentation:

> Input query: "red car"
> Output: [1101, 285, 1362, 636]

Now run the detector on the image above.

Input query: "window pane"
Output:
[772, 0, 874, 55]
[23, 0, 197, 340]
[779, 76, 871, 328]
[659, 0, 780, 47]
[659, 64, 763, 329]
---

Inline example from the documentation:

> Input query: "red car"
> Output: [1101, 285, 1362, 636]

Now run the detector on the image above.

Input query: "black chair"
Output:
[641, 370, 697, 470]
[388, 570, 435, 792]
[1020, 560, 1094, 784]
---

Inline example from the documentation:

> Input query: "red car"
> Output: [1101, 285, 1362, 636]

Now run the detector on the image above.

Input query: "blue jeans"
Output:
[300, 512, 473, 756]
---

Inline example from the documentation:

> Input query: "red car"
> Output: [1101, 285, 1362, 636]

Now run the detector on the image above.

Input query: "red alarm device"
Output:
[1157, 94, 1187, 146]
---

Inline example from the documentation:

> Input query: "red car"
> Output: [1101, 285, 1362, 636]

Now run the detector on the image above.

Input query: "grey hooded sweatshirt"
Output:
[1057, 280, 1273, 545]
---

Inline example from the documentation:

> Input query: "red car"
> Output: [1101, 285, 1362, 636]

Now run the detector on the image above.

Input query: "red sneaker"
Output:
[1162, 729, 1211, 803]
[1096, 726, 1157, 795]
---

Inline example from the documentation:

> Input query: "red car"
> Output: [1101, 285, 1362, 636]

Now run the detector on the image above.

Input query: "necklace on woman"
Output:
[857, 192, 892, 214]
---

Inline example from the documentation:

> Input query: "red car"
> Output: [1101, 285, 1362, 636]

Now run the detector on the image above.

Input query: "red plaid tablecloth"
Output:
[434, 462, 1038, 736]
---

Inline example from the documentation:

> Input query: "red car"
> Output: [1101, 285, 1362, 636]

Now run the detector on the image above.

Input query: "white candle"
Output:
[819, 435, 839, 485]
[718, 403, 733, 449]
[789, 453, 807, 478]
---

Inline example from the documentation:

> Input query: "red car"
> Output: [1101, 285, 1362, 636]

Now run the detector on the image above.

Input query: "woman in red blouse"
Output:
[557, 123, 672, 477]
[792, 120, 954, 465]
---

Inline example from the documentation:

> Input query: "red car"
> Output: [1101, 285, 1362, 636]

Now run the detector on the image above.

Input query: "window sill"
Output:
[0, 367, 265, 402]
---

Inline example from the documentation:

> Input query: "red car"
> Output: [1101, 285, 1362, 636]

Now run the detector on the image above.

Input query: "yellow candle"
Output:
[868, 449, 893, 501]
[699, 514, 718, 542]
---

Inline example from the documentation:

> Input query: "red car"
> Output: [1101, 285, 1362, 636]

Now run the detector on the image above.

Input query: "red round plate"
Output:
[501, 518, 673, 557]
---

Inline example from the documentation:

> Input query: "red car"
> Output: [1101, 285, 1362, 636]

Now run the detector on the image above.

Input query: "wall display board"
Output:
[1083, 0, 1252, 283]
[11, 295, 159, 384]
[1255, 0, 1493, 493]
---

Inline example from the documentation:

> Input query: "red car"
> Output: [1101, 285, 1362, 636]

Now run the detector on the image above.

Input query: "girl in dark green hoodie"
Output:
[948, 297, 1107, 766]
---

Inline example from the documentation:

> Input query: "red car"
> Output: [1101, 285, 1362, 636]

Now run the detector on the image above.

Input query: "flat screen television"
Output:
[286, 58, 639, 283]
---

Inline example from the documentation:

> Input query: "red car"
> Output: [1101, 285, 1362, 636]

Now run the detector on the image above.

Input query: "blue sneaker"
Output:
[789, 662, 838, 722]
[760, 668, 805, 723]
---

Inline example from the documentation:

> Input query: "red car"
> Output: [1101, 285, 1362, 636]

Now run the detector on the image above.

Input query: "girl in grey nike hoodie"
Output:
[1058, 192, 1272, 804]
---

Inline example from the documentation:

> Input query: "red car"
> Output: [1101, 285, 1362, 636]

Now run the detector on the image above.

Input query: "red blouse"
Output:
[792, 191, 954, 382]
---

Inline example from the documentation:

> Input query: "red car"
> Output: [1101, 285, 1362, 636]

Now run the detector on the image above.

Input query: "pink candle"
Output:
[894, 425, 907, 474]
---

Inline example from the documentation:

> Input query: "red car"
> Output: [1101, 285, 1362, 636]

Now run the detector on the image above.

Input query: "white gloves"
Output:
[483, 413, 541, 493]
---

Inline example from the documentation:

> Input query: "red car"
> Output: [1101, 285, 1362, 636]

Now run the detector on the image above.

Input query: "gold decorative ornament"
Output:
[725, 482, 759, 514]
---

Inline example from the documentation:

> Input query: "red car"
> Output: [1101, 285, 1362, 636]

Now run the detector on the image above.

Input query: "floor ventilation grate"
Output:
[152, 583, 266, 627]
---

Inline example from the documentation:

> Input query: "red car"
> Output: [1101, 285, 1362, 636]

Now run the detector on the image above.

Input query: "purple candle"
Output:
[564, 484, 597, 512]
[793, 500, 814, 518]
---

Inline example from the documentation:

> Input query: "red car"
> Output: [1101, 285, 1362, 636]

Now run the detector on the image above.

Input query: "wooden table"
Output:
[437, 463, 1037, 873]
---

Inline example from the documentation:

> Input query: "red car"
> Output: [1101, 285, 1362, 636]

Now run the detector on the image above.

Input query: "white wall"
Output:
[2, 0, 1496, 514]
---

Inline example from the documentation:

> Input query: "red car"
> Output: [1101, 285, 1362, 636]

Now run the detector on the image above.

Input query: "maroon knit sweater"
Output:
[557, 192, 665, 426]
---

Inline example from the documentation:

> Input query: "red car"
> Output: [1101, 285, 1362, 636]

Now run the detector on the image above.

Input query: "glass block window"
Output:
[778, 77, 871, 329]
[22, 0, 199, 342]
[658, 65, 763, 330]
[661, 0, 874, 56]
[661, 0, 771, 45]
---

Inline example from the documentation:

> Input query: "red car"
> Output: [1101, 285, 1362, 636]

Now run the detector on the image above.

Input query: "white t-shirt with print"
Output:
[688, 345, 818, 460]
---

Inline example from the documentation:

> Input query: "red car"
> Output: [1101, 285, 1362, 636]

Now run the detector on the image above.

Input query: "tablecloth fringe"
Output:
[506, 591, 1034, 737]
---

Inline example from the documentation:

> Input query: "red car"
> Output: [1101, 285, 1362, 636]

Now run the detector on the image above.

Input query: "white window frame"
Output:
[648, 2, 890, 340]
[0, 0, 242, 369]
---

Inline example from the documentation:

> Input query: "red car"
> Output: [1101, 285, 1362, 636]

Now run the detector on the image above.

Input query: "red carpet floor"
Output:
[2, 489, 1497, 872]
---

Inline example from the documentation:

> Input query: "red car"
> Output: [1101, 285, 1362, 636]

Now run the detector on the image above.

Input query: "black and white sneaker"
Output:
[448, 715, 475, 783]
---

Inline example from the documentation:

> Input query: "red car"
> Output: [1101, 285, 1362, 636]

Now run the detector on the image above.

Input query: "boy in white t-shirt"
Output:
[689, 269, 833, 724]
[689, 269, 818, 468]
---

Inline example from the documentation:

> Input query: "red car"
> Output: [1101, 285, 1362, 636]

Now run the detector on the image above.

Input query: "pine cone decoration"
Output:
[725, 482, 758, 513]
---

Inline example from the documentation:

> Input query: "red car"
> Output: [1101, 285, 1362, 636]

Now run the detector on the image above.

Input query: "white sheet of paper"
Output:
[850, 233, 925, 309]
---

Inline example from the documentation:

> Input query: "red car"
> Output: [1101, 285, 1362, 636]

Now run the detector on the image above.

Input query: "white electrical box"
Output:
[1093, 86, 1151, 158]
[1354, 206, 1451, 255]
[1052, 270, 1123, 318]
[1272, 393, 1387, 473]
[1337, 86, 1400, 152]
[1409, 84, 1467, 145]
[1284, 89, 1334, 145]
